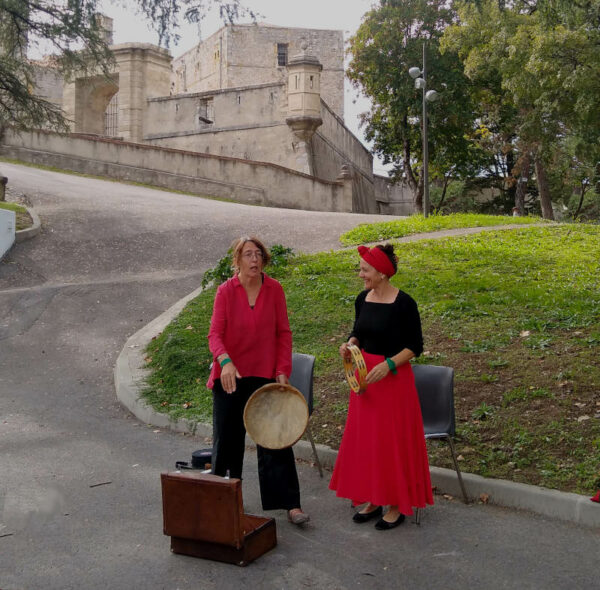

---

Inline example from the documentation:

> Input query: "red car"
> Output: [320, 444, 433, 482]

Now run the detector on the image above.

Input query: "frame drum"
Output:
[243, 383, 309, 450]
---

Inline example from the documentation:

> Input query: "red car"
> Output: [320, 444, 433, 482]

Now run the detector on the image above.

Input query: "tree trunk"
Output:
[514, 151, 531, 215]
[505, 150, 516, 208]
[534, 157, 555, 220]
[573, 181, 588, 220]
[435, 173, 451, 212]
[415, 174, 424, 213]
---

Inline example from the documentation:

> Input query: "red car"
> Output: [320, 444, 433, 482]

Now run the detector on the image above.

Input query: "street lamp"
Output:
[409, 43, 439, 218]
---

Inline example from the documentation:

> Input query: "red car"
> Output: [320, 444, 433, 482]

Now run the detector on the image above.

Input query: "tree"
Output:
[443, 0, 600, 219]
[0, 0, 253, 131]
[347, 0, 480, 212]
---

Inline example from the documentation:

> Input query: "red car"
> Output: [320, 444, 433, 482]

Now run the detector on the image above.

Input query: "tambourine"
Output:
[243, 383, 309, 450]
[343, 344, 368, 394]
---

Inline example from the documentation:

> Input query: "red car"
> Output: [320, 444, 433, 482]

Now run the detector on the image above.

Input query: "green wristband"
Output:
[385, 357, 397, 375]
[219, 357, 232, 368]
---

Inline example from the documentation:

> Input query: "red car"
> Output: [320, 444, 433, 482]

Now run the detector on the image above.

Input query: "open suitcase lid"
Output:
[161, 471, 244, 548]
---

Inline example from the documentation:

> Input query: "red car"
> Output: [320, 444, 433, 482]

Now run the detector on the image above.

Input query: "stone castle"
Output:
[7, 18, 412, 215]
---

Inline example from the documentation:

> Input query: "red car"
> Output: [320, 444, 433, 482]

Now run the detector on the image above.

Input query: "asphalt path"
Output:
[0, 162, 597, 590]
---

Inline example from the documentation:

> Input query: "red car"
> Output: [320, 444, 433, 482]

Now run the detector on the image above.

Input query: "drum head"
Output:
[243, 383, 309, 450]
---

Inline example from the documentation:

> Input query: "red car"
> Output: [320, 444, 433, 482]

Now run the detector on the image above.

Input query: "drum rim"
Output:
[243, 383, 309, 450]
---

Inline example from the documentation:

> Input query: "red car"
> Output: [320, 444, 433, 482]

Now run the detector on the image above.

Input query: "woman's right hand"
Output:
[339, 342, 352, 361]
[221, 361, 241, 394]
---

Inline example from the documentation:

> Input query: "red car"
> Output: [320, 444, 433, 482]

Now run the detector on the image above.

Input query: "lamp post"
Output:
[409, 43, 438, 218]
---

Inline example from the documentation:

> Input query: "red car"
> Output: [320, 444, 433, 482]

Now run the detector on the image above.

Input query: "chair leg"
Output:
[446, 436, 469, 504]
[306, 424, 323, 478]
[415, 507, 421, 525]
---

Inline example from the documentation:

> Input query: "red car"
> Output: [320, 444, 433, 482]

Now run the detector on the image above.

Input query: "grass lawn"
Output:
[0, 201, 31, 230]
[143, 223, 600, 495]
[340, 212, 548, 245]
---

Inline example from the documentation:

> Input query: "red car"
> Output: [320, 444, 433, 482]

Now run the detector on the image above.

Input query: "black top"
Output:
[349, 289, 424, 358]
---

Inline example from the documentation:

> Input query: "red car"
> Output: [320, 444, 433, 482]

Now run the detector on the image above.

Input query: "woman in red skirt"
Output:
[329, 244, 433, 530]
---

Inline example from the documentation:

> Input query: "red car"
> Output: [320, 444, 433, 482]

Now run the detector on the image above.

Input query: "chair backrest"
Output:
[289, 352, 316, 415]
[412, 364, 455, 437]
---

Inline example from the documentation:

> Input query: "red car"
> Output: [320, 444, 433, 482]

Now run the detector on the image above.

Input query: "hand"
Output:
[365, 361, 390, 385]
[276, 374, 289, 390]
[339, 342, 352, 361]
[221, 361, 241, 394]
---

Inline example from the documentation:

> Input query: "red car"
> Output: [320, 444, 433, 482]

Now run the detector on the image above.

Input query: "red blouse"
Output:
[207, 273, 293, 388]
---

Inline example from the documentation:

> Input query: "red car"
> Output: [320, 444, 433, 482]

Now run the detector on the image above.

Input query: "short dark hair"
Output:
[376, 243, 398, 274]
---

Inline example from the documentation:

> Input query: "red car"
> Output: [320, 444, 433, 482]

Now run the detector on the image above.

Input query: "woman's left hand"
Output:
[276, 374, 289, 389]
[365, 361, 390, 385]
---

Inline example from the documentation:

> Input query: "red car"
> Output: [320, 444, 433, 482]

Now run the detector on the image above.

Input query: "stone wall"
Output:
[145, 83, 286, 138]
[32, 64, 63, 108]
[146, 123, 294, 166]
[172, 24, 344, 118]
[373, 175, 415, 216]
[310, 101, 379, 213]
[143, 83, 383, 217]
[312, 100, 373, 181]
[0, 129, 353, 213]
[171, 27, 226, 95]
[144, 84, 299, 167]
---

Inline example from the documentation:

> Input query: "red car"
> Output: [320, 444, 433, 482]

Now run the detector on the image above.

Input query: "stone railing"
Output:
[0, 128, 354, 213]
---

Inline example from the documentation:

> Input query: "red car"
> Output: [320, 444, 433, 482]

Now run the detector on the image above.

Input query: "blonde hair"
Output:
[231, 235, 271, 272]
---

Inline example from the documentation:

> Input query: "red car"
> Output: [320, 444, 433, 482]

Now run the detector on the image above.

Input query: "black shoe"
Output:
[352, 506, 383, 523]
[374, 514, 406, 530]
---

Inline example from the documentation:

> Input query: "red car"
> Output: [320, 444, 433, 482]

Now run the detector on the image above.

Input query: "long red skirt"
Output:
[329, 351, 434, 515]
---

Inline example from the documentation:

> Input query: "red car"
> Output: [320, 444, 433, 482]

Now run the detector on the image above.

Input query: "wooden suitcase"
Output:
[161, 471, 277, 566]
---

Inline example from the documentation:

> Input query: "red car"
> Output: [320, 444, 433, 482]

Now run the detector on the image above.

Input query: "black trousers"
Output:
[211, 376, 301, 511]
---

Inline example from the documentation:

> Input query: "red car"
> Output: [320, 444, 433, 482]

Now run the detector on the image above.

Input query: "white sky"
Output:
[99, 0, 392, 174]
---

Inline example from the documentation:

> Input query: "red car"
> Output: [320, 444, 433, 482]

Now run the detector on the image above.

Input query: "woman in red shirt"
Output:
[207, 236, 309, 525]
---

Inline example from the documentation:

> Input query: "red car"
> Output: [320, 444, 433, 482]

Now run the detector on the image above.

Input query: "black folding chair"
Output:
[289, 352, 323, 478]
[413, 364, 469, 516]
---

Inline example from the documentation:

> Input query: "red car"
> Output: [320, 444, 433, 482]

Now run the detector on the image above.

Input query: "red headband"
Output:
[357, 245, 396, 277]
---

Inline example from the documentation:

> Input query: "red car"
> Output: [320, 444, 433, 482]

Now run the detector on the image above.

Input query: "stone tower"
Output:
[285, 42, 323, 143]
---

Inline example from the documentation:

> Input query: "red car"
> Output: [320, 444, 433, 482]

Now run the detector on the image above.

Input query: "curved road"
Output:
[0, 162, 597, 590]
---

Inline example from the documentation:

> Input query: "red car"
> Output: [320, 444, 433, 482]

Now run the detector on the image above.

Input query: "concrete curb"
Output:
[114, 227, 600, 530]
[15, 205, 41, 242]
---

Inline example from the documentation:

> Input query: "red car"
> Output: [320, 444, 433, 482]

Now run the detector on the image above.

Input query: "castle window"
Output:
[103, 92, 119, 136]
[197, 98, 214, 126]
[310, 75, 314, 89]
[277, 43, 288, 66]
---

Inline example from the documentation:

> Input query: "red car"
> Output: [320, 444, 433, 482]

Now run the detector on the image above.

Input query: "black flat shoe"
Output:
[352, 506, 383, 523]
[374, 514, 406, 530]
